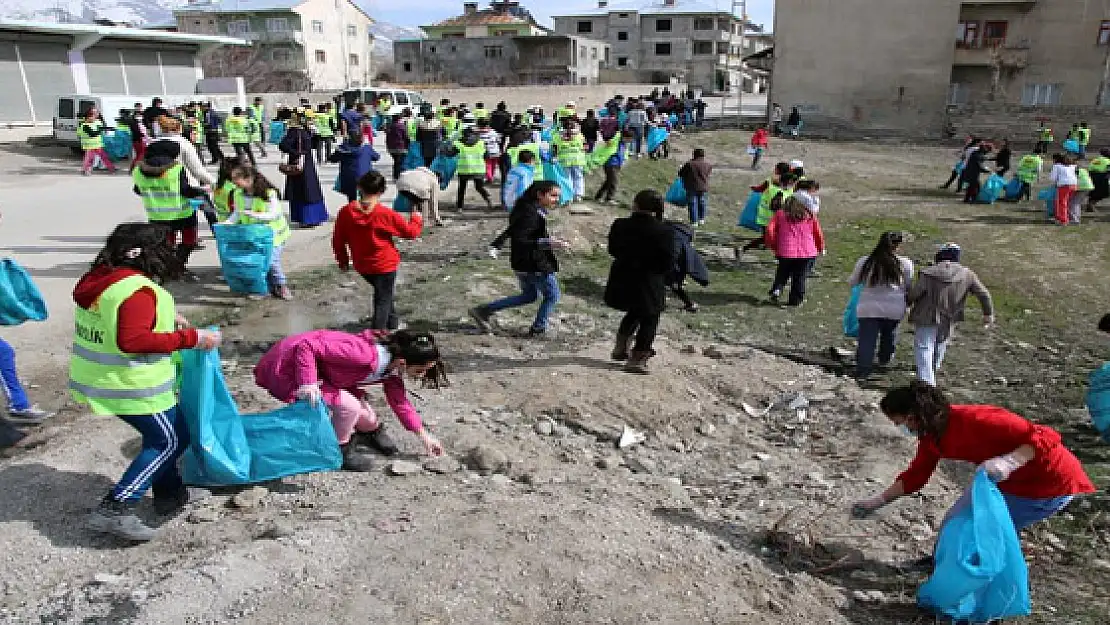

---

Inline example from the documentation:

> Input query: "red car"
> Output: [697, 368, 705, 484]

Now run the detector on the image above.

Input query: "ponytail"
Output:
[383, 330, 450, 389]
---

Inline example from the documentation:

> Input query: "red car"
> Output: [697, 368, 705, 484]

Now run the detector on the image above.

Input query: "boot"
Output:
[611, 333, 633, 361]
[152, 487, 189, 517]
[86, 497, 158, 542]
[623, 349, 653, 375]
[357, 425, 399, 456]
[340, 444, 376, 472]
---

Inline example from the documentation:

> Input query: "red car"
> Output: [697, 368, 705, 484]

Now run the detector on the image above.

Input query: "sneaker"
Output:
[340, 444, 376, 472]
[276, 286, 293, 301]
[526, 327, 547, 339]
[358, 426, 399, 456]
[86, 499, 158, 542]
[152, 488, 189, 517]
[768, 289, 781, 301]
[6, 406, 55, 425]
[698, 220, 706, 226]
[469, 307, 493, 333]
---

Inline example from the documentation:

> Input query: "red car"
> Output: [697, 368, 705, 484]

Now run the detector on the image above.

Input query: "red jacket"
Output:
[332, 201, 423, 275]
[73, 266, 198, 354]
[765, 210, 825, 258]
[751, 128, 769, 148]
[897, 405, 1095, 499]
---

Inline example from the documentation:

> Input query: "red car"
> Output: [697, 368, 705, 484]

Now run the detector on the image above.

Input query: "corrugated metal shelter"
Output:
[0, 20, 247, 126]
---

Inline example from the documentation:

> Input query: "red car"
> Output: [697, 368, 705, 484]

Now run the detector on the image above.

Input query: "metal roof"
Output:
[174, 0, 307, 12]
[0, 18, 249, 46]
[555, 0, 741, 17]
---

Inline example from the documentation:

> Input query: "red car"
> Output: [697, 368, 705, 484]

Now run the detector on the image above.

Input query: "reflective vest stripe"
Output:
[226, 116, 250, 143]
[235, 190, 290, 246]
[455, 141, 486, 175]
[79, 121, 104, 150]
[68, 378, 175, 400]
[70, 343, 171, 367]
[132, 163, 193, 221]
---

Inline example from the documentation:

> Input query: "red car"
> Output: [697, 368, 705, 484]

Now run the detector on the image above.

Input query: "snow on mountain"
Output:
[0, 0, 182, 25]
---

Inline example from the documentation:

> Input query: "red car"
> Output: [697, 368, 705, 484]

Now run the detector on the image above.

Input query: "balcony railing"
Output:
[952, 44, 1029, 67]
[240, 30, 305, 44]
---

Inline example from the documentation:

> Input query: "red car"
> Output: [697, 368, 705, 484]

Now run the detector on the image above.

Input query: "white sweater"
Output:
[162, 134, 215, 186]
[849, 255, 915, 320]
[1050, 163, 1078, 187]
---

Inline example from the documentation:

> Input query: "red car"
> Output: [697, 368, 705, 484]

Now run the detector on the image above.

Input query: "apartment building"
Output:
[175, 0, 374, 91]
[551, 0, 759, 92]
[773, 0, 1110, 137]
[395, 1, 609, 86]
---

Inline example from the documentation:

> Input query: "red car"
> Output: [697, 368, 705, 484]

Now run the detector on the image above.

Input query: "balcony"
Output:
[953, 44, 1029, 68]
[240, 30, 305, 44]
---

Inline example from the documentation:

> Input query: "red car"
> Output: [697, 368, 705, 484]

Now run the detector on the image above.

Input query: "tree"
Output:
[201, 45, 309, 93]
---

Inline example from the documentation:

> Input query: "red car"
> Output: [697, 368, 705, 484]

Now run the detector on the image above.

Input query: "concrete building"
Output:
[551, 0, 760, 92]
[395, 2, 609, 86]
[0, 19, 245, 126]
[175, 0, 375, 91]
[773, 0, 1110, 137]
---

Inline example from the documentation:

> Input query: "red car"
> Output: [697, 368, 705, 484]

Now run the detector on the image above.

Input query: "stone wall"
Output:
[947, 103, 1110, 148]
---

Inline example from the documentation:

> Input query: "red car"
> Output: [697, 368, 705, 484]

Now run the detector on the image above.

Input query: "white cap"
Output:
[790, 159, 804, 169]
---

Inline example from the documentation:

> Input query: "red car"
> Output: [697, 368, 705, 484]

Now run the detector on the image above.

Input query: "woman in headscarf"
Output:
[279, 109, 329, 228]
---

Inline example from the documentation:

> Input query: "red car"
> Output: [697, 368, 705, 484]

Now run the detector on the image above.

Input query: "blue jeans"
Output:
[566, 166, 585, 198]
[629, 125, 644, 155]
[688, 192, 708, 223]
[267, 244, 286, 288]
[486, 272, 560, 332]
[944, 487, 1075, 532]
[855, 317, 900, 377]
[111, 406, 189, 503]
[0, 337, 30, 411]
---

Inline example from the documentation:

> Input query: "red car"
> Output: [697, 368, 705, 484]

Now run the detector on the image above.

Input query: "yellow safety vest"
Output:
[553, 133, 586, 168]
[235, 189, 290, 247]
[225, 115, 250, 144]
[1017, 155, 1042, 183]
[213, 180, 236, 221]
[1089, 156, 1110, 173]
[69, 274, 178, 416]
[1078, 128, 1091, 145]
[455, 141, 486, 176]
[757, 181, 782, 227]
[473, 108, 490, 120]
[1078, 168, 1095, 192]
[78, 120, 105, 150]
[133, 163, 194, 222]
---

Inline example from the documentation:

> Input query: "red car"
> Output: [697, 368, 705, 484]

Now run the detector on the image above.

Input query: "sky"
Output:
[363, 0, 775, 32]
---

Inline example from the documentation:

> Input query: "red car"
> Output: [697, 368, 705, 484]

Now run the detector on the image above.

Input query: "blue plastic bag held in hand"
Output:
[268, 121, 286, 145]
[1037, 187, 1056, 218]
[180, 345, 342, 486]
[104, 130, 132, 161]
[0, 259, 48, 326]
[738, 191, 762, 231]
[647, 127, 669, 153]
[1063, 138, 1080, 154]
[665, 178, 687, 205]
[843, 285, 862, 338]
[1004, 176, 1022, 201]
[543, 162, 574, 205]
[431, 154, 457, 191]
[1086, 363, 1110, 442]
[393, 193, 413, 213]
[977, 174, 1006, 204]
[402, 143, 424, 172]
[213, 224, 274, 296]
[917, 470, 1031, 622]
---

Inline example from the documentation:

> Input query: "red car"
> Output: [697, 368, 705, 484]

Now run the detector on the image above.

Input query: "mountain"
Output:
[367, 21, 424, 67]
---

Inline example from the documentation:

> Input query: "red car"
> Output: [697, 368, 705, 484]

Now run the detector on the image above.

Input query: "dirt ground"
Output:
[1, 131, 1107, 624]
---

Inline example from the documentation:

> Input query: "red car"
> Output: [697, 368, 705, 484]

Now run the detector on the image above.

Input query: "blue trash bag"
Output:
[738, 191, 762, 231]
[597, 108, 609, 118]
[665, 178, 688, 205]
[213, 223, 274, 296]
[917, 470, 1031, 622]
[431, 154, 458, 191]
[1004, 176, 1023, 201]
[180, 346, 342, 487]
[1038, 187, 1056, 218]
[333, 173, 342, 193]
[402, 143, 424, 172]
[104, 130, 132, 161]
[0, 258, 48, 326]
[977, 174, 1006, 204]
[541, 128, 553, 143]
[647, 127, 669, 153]
[669, 113, 679, 126]
[1063, 138, 1080, 154]
[1087, 363, 1110, 442]
[268, 121, 286, 145]
[543, 162, 574, 205]
[393, 192, 413, 213]
[843, 285, 862, 338]
[617, 111, 628, 128]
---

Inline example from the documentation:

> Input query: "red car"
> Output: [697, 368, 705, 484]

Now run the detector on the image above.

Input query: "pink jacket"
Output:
[253, 329, 423, 433]
[765, 210, 825, 259]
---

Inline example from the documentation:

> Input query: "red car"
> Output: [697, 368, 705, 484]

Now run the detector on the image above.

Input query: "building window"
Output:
[617, 12, 629, 18]
[580, 45, 588, 58]
[580, 77, 588, 85]
[983, 21, 1007, 47]
[271, 49, 291, 62]
[1022, 83, 1063, 106]
[693, 41, 713, 55]
[956, 20, 979, 48]
[349, 53, 359, 66]
[591, 47, 598, 59]
[403, 62, 412, 72]
[694, 18, 714, 31]
[311, 20, 323, 34]
[617, 31, 628, 41]
[429, 45, 436, 53]
[315, 49, 327, 63]
[1099, 20, 1110, 45]
[226, 20, 250, 36]
[617, 56, 628, 67]
[655, 42, 671, 55]
[484, 45, 504, 58]
[577, 21, 592, 34]
[266, 17, 289, 32]
[656, 19, 672, 32]
[193, 20, 201, 26]
[717, 42, 728, 54]
[948, 83, 970, 106]
[492, 29, 517, 36]
[347, 25, 357, 37]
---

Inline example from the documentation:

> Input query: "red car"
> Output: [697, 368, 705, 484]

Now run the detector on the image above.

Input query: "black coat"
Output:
[665, 222, 710, 287]
[604, 212, 676, 315]
[504, 202, 558, 274]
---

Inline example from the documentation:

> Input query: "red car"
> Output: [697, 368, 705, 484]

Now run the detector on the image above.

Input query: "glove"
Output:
[850, 493, 888, 519]
[982, 453, 1023, 482]
[296, 383, 322, 407]
[195, 329, 221, 350]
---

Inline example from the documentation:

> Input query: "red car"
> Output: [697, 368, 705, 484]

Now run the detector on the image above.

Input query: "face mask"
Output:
[899, 425, 916, 438]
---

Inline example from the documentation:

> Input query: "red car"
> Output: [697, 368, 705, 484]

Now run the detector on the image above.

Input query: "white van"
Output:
[340, 88, 426, 118]
[53, 93, 244, 150]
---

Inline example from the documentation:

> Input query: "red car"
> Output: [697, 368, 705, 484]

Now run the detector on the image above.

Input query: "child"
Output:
[226, 165, 293, 300]
[678, 148, 713, 226]
[447, 127, 495, 211]
[852, 382, 1094, 536]
[78, 107, 116, 176]
[1015, 151, 1043, 202]
[553, 121, 588, 202]
[765, 193, 824, 306]
[212, 157, 240, 222]
[331, 171, 423, 330]
[849, 231, 914, 380]
[1049, 153, 1078, 225]
[740, 164, 795, 255]
[593, 131, 630, 204]
[906, 243, 993, 386]
[132, 140, 208, 282]
[665, 221, 709, 313]
[750, 127, 769, 170]
[72, 223, 222, 541]
[329, 131, 381, 203]
[253, 329, 447, 471]
[503, 149, 537, 212]
[1072, 163, 1095, 224]
[396, 166, 441, 226]
[224, 106, 255, 166]
[478, 118, 502, 184]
